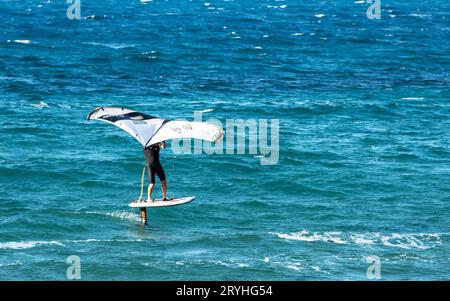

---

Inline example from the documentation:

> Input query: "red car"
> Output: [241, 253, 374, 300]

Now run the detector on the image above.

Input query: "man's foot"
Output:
[162, 197, 170, 202]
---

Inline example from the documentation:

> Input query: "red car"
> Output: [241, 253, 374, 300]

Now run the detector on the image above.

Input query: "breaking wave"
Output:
[0, 240, 63, 250]
[0, 238, 142, 250]
[274, 230, 445, 250]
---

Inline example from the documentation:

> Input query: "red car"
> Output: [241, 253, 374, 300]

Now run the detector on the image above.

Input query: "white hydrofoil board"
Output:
[129, 197, 195, 208]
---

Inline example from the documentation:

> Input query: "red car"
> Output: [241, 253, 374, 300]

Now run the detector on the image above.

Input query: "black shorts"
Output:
[147, 162, 166, 184]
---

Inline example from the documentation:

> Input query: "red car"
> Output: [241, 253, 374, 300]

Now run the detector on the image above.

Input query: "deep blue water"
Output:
[0, 0, 449, 280]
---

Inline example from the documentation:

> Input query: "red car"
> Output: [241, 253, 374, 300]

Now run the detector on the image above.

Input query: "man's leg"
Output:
[156, 163, 168, 200]
[161, 180, 167, 200]
[147, 166, 156, 201]
[147, 183, 154, 201]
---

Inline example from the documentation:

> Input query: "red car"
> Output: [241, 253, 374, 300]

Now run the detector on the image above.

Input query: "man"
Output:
[144, 141, 168, 201]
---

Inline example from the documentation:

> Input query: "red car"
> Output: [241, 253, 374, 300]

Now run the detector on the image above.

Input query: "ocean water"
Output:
[1, 0, 449, 280]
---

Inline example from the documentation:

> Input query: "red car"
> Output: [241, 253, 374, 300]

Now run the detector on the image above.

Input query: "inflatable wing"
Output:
[87, 107, 224, 147]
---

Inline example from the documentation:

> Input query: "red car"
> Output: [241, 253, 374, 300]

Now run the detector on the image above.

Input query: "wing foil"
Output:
[87, 107, 224, 147]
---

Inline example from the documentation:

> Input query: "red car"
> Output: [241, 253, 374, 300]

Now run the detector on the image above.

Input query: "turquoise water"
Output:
[1, 0, 449, 280]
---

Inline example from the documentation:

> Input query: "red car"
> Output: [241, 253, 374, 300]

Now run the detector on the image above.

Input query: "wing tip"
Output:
[87, 107, 133, 120]
[87, 107, 104, 120]
[213, 128, 225, 143]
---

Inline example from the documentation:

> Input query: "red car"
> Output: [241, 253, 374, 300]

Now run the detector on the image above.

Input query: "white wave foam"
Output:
[83, 15, 107, 20]
[0, 240, 63, 250]
[71, 238, 142, 244]
[7, 39, 31, 44]
[274, 231, 444, 250]
[198, 108, 214, 113]
[268, 256, 330, 274]
[214, 260, 231, 267]
[377, 233, 437, 250]
[402, 97, 424, 100]
[352, 234, 374, 246]
[277, 230, 346, 244]
[30, 101, 49, 109]
[291, 32, 305, 36]
[266, 3, 287, 9]
[81, 210, 141, 222]
[84, 42, 135, 49]
[107, 211, 141, 222]
[409, 14, 431, 18]
[286, 262, 302, 271]
[0, 261, 22, 267]
[0, 238, 144, 250]
[315, 14, 325, 18]
[57, 104, 72, 109]
[142, 50, 157, 55]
